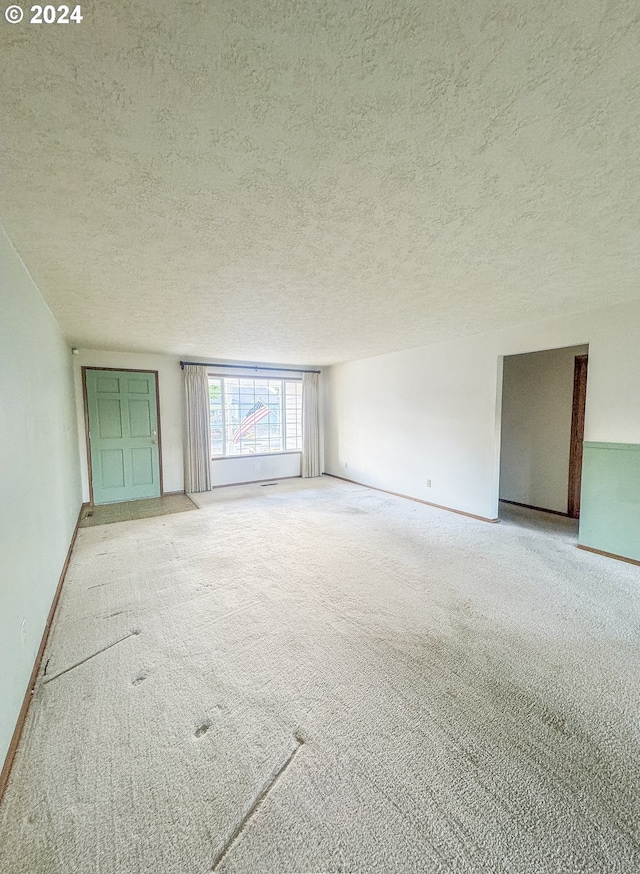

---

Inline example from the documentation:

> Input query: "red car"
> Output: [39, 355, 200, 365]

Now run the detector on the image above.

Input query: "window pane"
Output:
[210, 376, 301, 456]
[284, 381, 302, 450]
[208, 378, 224, 456]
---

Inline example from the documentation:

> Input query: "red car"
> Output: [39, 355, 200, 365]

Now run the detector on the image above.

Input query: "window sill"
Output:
[211, 451, 302, 461]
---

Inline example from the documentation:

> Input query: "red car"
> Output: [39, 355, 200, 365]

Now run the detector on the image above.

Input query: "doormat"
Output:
[80, 494, 197, 527]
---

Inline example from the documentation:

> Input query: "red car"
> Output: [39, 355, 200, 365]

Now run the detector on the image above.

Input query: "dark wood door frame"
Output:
[568, 354, 588, 518]
[82, 366, 164, 505]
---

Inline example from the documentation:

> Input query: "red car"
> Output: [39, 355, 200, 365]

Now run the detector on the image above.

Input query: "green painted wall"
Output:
[579, 443, 640, 561]
[0, 228, 82, 770]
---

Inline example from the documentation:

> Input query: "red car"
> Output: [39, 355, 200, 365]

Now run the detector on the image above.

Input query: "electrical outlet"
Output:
[344, 462, 348, 468]
[426, 479, 432, 488]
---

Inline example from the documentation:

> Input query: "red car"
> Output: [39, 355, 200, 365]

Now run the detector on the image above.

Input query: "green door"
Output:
[86, 369, 161, 504]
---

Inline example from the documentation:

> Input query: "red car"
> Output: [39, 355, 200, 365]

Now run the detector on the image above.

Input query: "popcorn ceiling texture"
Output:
[0, 478, 638, 872]
[1, 0, 638, 364]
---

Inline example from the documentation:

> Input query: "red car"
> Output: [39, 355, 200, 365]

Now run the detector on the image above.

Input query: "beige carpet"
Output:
[1, 476, 638, 873]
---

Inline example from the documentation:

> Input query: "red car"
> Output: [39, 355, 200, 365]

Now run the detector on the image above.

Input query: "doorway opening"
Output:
[498, 345, 588, 526]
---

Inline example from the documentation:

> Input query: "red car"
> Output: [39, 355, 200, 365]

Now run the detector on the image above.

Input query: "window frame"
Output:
[208, 373, 302, 460]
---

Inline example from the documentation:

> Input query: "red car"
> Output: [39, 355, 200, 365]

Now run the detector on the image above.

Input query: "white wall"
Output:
[73, 350, 185, 500]
[74, 356, 323, 496]
[212, 453, 301, 486]
[0, 228, 82, 768]
[500, 345, 588, 513]
[324, 300, 640, 521]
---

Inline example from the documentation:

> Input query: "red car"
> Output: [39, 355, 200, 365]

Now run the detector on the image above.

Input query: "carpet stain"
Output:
[333, 600, 640, 867]
[195, 722, 211, 738]
[540, 710, 568, 734]
[132, 673, 147, 686]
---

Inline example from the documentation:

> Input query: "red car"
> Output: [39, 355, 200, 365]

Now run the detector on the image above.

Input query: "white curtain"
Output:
[183, 365, 212, 493]
[301, 372, 321, 478]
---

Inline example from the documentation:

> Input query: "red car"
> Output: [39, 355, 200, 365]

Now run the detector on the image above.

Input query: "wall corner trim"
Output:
[325, 473, 499, 523]
[0, 502, 87, 804]
[576, 544, 640, 567]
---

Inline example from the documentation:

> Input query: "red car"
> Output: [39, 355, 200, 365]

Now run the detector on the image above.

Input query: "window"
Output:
[209, 376, 302, 457]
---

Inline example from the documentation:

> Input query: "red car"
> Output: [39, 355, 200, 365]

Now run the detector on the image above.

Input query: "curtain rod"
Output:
[180, 361, 320, 374]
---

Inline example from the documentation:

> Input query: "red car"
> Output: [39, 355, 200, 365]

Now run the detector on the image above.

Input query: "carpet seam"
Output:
[211, 734, 305, 871]
[42, 631, 140, 684]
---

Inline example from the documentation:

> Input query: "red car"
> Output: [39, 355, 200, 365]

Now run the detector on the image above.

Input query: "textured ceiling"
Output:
[1, 0, 638, 365]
